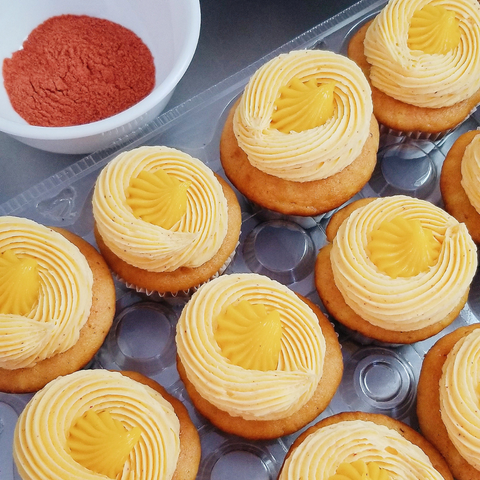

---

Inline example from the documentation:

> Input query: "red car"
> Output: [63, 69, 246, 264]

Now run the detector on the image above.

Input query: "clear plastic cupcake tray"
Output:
[1, 0, 480, 478]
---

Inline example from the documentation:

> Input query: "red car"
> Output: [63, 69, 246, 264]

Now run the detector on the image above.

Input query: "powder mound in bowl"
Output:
[2, 14, 156, 127]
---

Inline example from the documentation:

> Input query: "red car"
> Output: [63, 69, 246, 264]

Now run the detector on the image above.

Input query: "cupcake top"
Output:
[233, 49, 373, 182]
[175, 273, 326, 421]
[278, 419, 445, 480]
[13, 370, 180, 480]
[364, 0, 480, 108]
[92, 146, 229, 273]
[0, 216, 93, 370]
[440, 328, 480, 470]
[330, 195, 477, 332]
[461, 134, 480, 213]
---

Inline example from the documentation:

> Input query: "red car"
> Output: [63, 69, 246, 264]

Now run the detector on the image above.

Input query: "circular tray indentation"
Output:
[340, 347, 416, 417]
[201, 443, 276, 480]
[100, 302, 177, 375]
[369, 142, 437, 199]
[243, 220, 315, 284]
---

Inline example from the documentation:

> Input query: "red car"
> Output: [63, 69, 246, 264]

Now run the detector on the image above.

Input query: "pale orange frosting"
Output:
[330, 196, 477, 331]
[92, 146, 228, 272]
[279, 420, 445, 480]
[176, 273, 326, 421]
[13, 370, 181, 480]
[364, 0, 480, 108]
[0, 216, 93, 370]
[233, 50, 373, 182]
[440, 328, 480, 469]
[461, 133, 480, 214]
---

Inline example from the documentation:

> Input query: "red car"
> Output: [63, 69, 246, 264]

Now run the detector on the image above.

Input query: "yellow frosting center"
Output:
[67, 409, 142, 479]
[271, 78, 335, 133]
[126, 167, 191, 230]
[329, 461, 391, 480]
[408, 4, 461, 55]
[0, 249, 39, 316]
[367, 215, 441, 278]
[214, 300, 283, 371]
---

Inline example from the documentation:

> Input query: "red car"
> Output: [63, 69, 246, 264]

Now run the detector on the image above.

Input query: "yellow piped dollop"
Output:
[329, 460, 391, 480]
[0, 249, 39, 316]
[408, 4, 461, 55]
[367, 216, 441, 278]
[271, 78, 335, 133]
[126, 168, 191, 230]
[68, 410, 141, 479]
[214, 300, 282, 371]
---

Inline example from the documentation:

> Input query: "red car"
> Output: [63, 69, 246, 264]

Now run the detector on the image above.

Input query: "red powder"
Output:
[2, 14, 156, 127]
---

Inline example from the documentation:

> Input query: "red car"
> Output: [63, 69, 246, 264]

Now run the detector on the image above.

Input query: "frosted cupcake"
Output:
[418, 324, 480, 480]
[0, 216, 115, 393]
[92, 146, 242, 297]
[175, 272, 343, 440]
[441, 129, 480, 243]
[315, 195, 477, 344]
[348, 0, 480, 138]
[220, 49, 379, 216]
[13, 369, 201, 480]
[278, 411, 453, 480]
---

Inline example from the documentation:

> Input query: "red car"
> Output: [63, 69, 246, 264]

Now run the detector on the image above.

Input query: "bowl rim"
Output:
[0, 0, 201, 141]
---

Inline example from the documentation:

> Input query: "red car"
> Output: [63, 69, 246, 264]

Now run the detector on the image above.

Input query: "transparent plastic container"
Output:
[2, 0, 480, 478]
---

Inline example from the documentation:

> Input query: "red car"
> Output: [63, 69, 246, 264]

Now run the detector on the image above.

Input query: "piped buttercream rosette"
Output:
[13, 370, 180, 480]
[364, 0, 480, 108]
[278, 419, 446, 480]
[233, 49, 373, 182]
[0, 216, 93, 370]
[92, 146, 229, 272]
[440, 328, 480, 469]
[330, 196, 477, 332]
[175, 273, 326, 421]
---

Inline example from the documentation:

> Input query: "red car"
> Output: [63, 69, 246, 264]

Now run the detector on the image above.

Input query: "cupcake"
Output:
[13, 369, 201, 480]
[441, 129, 480, 243]
[417, 324, 480, 480]
[220, 49, 379, 216]
[347, 0, 480, 138]
[315, 195, 477, 344]
[278, 411, 453, 480]
[92, 146, 242, 297]
[175, 272, 343, 440]
[0, 216, 115, 393]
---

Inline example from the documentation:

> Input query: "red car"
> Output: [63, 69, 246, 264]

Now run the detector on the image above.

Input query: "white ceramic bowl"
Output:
[0, 0, 201, 154]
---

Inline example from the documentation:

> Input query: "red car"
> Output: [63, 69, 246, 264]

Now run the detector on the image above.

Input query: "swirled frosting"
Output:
[440, 328, 480, 469]
[278, 419, 445, 480]
[92, 146, 228, 272]
[0, 216, 93, 370]
[13, 370, 181, 480]
[330, 196, 477, 331]
[461, 134, 480, 214]
[233, 50, 373, 182]
[364, 0, 480, 108]
[176, 273, 326, 421]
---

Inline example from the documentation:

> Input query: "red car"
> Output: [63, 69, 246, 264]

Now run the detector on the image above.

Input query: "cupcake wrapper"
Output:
[114, 241, 240, 303]
[379, 123, 453, 142]
[379, 104, 479, 142]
